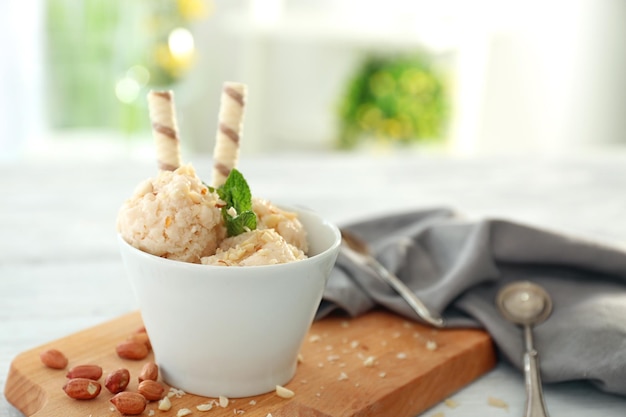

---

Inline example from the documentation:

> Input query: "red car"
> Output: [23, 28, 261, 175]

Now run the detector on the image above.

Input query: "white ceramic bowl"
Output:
[118, 206, 340, 398]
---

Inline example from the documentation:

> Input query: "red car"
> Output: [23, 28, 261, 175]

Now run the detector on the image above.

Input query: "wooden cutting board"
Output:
[5, 310, 496, 417]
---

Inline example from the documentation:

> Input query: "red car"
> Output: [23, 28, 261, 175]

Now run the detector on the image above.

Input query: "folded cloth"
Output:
[316, 208, 626, 396]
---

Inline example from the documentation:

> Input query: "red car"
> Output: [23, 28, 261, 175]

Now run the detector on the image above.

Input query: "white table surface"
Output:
[2, 150, 626, 416]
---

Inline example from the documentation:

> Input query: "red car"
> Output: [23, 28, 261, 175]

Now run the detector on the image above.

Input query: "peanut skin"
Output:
[63, 378, 102, 400]
[110, 392, 147, 415]
[105, 368, 130, 394]
[40, 348, 68, 370]
[66, 364, 103, 381]
[115, 341, 149, 360]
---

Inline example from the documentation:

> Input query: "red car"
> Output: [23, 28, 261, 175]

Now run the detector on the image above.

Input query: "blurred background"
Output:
[1, 0, 625, 161]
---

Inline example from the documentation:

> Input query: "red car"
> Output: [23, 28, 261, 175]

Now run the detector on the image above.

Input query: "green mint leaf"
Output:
[219, 169, 252, 212]
[217, 169, 257, 237]
[224, 209, 257, 237]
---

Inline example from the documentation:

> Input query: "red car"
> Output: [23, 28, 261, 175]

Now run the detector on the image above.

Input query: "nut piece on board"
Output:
[110, 392, 148, 415]
[138, 361, 159, 382]
[62, 378, 102, 400]
[138, 380, 165, 401]
[127, 332, 152, 351]
[116, 341, 149, 360]
[276, 385, 295, 399]
[66, 364, 103, 381]
[40, 349, 68, 370]
[105, 368, 131, 394]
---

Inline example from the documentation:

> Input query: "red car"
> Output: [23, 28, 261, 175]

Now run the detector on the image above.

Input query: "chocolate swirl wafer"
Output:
[211, 82, 247, 187]
[148, 90, 182, 171]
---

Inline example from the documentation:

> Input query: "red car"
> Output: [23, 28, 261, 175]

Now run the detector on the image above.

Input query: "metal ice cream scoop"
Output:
[340, 229, 445, 328]
[496, 281, 553, 417]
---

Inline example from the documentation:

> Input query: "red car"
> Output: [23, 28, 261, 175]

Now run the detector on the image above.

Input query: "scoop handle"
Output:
[523, 326, 550, 417]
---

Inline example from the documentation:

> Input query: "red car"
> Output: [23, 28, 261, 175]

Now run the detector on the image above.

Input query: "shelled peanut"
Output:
[39, 328, 166, 415]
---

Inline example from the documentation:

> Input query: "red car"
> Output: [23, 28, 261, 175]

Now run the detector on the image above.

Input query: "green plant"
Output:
[45, 0, 210, 134]
[337, 54, 450, 149]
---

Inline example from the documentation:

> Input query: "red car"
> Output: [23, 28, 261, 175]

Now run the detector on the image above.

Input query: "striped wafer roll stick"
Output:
[211, 82, 247, 187]
[148, 90, 182, 171]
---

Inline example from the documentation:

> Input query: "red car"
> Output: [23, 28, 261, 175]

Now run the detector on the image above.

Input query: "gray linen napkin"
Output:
[316, 208, 626, 396]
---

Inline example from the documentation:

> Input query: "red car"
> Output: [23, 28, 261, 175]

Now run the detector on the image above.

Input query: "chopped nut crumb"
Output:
[338, 372, 349, 381]
[196, 402, 214, 411]
[487, 396, 509, 410]
[158, 396, 172, 411]
[168, 387, 186, 398]
[219, 396, 229, 408]
[148, 411, 155, 417]
[176, 408, 192, 417]
[363, 356, 376, 367]
[297, 353, 304, 363]
[327, 354, 340, 362]
[309, 334, 321, 342]
[379, 372, 387, 378]
[350, 340, 359, 349]
[317, 362, 324, 368]
[444, 398, 459, 409]
[276, 385, 295, 399]
[324, 345, 333, 351]
[249, 400, 257, 405]
[392, 332, 401, 339]
[431, 412, 445, 417]
[338, 363, 346, 368]
[234, 409, 245, 415]
[341, 321, 350, 328]
[426, 340, 438, 351]
[396, 352, 407, 359]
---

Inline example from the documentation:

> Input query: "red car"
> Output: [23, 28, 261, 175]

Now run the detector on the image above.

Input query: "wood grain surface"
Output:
[5, 310, 496, 417]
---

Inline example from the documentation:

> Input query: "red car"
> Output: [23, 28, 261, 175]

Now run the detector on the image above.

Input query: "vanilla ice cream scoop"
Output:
[201, 228, 306, 266]
[252, 198, 308, 253]
[117, 164, 226, 263]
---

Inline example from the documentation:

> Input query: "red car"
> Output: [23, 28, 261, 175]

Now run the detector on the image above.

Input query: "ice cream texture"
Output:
[202, 229, 306, 266]
[117, 164, 225, 263]
[117, 164, 308, 266]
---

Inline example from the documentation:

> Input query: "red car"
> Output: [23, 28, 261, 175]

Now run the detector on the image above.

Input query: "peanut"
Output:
[138, 361, 159, 382]
[138, 380, 165, 401]
[110, 392, 147, 415]
[126, 332, 152, 351]
[39, 348, 68, 370]
[62, 378, 102, 400]
[116, 341, 149, 360]
[104, 368, 130, 394]
[66, 364, 102, 381]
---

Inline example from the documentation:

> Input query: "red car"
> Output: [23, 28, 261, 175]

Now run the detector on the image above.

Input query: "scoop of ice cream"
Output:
[201, 228, 306, 266]
[252, 198, 308, 253]
[117, 164, 226, 263]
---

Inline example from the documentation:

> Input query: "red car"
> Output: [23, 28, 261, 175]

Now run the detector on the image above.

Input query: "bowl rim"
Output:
[118, 206, 341, 271]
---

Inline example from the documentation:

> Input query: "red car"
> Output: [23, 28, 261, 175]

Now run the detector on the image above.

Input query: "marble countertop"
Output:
[2, 150, 626, 416]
